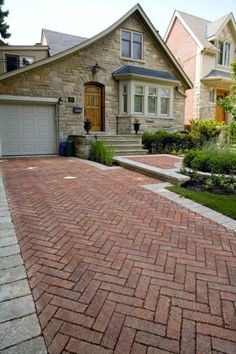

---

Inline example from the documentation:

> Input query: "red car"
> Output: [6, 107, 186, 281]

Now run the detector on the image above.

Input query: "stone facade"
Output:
[0, 12, 188, 139]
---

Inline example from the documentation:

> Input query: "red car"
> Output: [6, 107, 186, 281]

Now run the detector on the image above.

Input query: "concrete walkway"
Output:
[0, 172, 47, 353]
[1, 157, 236, 354]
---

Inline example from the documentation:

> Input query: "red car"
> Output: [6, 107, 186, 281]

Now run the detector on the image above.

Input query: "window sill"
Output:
[216, 64, 231, 71]
[117, 115, 175, 120]
[120, 56, 145, 64]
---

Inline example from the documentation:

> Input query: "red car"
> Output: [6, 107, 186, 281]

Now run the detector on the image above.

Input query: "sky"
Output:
[3, 0, 236, 45]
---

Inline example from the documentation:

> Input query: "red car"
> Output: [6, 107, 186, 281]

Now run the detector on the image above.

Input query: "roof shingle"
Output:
[42, 29, 87, 55]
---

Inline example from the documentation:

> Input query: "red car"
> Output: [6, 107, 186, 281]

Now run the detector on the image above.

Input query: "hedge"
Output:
[183, 150, 236, 174]
[142, 130, 195, 153]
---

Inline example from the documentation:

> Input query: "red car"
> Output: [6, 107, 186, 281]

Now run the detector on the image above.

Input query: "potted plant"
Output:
[133, 118, 140, 134]
[84, 117, 92, 134]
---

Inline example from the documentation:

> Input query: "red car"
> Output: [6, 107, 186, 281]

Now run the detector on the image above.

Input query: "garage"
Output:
[0, 100, 57, 156]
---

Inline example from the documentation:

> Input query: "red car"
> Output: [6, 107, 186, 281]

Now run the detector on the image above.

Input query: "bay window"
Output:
[119, 81, 173, 118]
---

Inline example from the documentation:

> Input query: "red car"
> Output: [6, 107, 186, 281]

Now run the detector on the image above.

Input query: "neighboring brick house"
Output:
[165, 10, 236, 125]
[0, 4, 192, 156]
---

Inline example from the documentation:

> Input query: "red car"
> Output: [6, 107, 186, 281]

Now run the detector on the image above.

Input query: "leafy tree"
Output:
[0, 0, 10, 45]
[219, 61, 236, 120]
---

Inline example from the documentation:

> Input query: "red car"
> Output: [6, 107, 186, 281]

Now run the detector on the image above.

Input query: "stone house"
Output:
[0, 4, 192, 156]
[165, 10, 236, 125]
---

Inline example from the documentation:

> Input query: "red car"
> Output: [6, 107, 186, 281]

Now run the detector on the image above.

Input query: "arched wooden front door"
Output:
[84, 84, 104, 131]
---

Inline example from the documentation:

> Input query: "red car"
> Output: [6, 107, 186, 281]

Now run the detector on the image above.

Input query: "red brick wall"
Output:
[166, 18, 197, 124]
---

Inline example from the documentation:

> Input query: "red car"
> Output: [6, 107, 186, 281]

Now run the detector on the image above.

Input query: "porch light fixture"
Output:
[92, 62, 101, 73]
[58, 97, 63, 105]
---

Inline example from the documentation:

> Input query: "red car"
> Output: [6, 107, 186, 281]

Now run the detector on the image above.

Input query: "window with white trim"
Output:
[148, 87, 157, 115]
[134, 85, 144, 113]
[119, 81, 173, 118]
[160, 88, 171, 116]
[218, 41, 231, 66]
[22, 57, 34, 66]
[209, 89, 215, 103]
[121, 84, 128, 114]
[121, 30, 143, 60]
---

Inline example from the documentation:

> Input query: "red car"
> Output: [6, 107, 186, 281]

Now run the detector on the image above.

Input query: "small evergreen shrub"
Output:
[89, 140, 115, 166]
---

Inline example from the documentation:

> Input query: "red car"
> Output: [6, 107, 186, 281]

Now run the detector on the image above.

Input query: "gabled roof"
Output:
[206, 14, 230, 38]
[165, 10, 236, 50]
[0, 3, 192, 88]
[41, 29, 87, 55]
[113, 65, 177, 82]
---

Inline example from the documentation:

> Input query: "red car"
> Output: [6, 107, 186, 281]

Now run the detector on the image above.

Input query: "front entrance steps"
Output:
[97, 134, 147, 156]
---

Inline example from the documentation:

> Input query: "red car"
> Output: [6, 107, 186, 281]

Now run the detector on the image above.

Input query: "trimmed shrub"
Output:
[142, 130, 195, 154]
[183, 150, 236, 174]
[89, 140, 115, 166]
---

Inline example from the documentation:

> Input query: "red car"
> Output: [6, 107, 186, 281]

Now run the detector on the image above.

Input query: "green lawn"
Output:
[167, 186, 236, 220]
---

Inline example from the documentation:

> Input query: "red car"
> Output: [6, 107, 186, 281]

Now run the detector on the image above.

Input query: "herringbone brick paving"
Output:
[126, 155, 182, 169]
[1, 157, 236, 354]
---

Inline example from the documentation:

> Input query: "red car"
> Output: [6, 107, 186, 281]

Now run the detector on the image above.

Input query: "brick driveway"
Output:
[125, 155, 182, 169]
[1, 157, 236, 354]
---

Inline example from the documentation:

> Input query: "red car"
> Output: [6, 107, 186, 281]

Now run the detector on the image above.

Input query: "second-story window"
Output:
[218, 41, 231, 66]
[121, 30, 143, 60]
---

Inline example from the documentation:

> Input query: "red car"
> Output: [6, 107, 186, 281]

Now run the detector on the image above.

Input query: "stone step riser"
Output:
[97, 134, 146, 156]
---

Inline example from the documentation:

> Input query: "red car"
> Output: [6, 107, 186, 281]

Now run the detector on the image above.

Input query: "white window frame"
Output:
[134, 84, 145, 114]
[118, 81, 173, 118]
[209, 89, 215, 103]
[218, 40, 232, 67]
[120, 82, 128, 114]
[120, 29, 143, 61]
[159, 86, 172, 117]
[22, 56, 34, 66]
[147, 86, 158, 115]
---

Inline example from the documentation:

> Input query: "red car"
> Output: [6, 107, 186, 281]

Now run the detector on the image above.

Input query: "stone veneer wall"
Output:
[0, 13, 187, 138]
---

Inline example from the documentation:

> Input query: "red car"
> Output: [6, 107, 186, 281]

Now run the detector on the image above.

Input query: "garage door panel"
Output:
[6, 105, 18, 114]
[0, 103, 56, 156]
[22, 132, 36, 139]
[7, 118, 19, 127]
[22, 106, 34, 114]
[7, 132, 20, 139]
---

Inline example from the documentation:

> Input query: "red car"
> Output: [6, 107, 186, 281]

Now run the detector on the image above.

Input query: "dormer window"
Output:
[121, 29, 143, 60]
[218, 41, 231, 66]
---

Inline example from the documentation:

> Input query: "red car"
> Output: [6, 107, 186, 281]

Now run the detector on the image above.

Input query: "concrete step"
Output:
[97, 134, 146, 156]
[115, 150, 147, 156]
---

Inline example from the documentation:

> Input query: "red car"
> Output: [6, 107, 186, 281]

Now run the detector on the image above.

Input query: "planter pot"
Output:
[84, 121, 92, 134]
[133, 123, 140, 134]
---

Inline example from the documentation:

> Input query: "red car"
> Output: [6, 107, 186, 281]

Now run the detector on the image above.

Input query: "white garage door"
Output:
[0, 103, 56, 156]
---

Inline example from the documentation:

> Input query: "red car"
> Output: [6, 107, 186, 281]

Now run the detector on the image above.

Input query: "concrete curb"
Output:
[0, 173, 47, 353]
[143, 182, 236, 232]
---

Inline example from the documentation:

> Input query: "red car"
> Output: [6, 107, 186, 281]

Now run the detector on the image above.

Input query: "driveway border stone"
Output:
[0, 173, 47, 353]
[144, 182, 236, 231]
